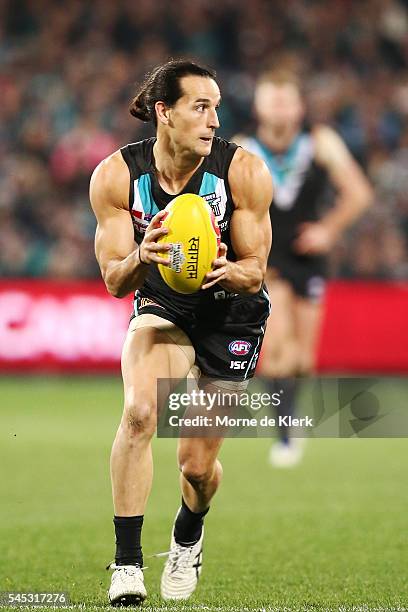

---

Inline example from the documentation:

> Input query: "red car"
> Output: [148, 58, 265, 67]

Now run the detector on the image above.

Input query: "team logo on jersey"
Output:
[228, 340, 252, 356]
[202, 192, 222, 217]
[131, 210, 153, 233]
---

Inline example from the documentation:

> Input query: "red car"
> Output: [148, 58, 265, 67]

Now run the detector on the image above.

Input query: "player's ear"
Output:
[155, 101, 171, 125]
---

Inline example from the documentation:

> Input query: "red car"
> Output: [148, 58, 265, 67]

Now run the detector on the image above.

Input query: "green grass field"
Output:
[1, 377, 407, 611]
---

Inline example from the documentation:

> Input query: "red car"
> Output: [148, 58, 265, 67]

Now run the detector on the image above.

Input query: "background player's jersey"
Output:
[120, 137, 268, 322]
[239, 131, 328, 260]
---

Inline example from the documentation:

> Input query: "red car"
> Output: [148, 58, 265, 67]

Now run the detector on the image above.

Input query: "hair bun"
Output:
[129, 92, 151, 122]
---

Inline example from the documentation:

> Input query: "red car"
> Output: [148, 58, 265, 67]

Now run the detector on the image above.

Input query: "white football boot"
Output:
[108, 563, 147, 607]
[160, 526, 204, 600]
[269, 438, 306, 468]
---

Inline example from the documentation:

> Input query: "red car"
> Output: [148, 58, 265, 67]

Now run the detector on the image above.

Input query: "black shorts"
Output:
[132, 288, 270, 382]
[268, 252, 327, 301]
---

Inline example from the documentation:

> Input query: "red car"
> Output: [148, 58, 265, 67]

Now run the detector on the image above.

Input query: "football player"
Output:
[235, 68, 372, 467]
[90, 60, 273, 605]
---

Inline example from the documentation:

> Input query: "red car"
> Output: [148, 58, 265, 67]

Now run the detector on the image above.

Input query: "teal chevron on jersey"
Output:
[258, 135, 301, 184]
[241, 133, 315, 211]
[199, 171, 219, 197]
[133, 173, 160, 217]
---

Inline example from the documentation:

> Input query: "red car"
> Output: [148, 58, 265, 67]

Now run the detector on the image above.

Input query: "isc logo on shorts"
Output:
[228, 340, 251, 356]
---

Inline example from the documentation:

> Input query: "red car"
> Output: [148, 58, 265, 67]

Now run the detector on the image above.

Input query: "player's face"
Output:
[168, 76, 221, 157]
[254, 82, 304, 130]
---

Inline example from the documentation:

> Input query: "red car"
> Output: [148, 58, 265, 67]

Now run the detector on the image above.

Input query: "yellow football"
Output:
[157, 193, 221, 294]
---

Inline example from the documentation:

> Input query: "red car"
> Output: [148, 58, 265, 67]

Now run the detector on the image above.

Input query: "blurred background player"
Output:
[235, 68, 373, 467]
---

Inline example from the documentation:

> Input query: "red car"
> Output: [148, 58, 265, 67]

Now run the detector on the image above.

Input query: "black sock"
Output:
[114, 515, 144, 567]
[174, 498, 209, 547]
[274, 378, 298, 444]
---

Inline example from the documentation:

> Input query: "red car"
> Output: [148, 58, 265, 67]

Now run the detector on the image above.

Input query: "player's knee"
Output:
[122, 393, 157, 438]
[297, 359, 313, 376]
[263, 356, 297, 378]
[297, 351, 315, 376]
[124, 406, 156, 438]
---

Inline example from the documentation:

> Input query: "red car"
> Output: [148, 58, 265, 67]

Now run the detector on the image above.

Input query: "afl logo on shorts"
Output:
[228, 340, 251, 356]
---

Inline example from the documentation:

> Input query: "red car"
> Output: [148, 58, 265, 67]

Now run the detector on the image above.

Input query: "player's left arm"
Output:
[201, 148, 273, 294]
[294, 125, 374, 255]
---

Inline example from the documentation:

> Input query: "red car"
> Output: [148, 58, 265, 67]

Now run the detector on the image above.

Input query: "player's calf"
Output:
[179, 458, 222, 510]
[180, 459, 216, 487]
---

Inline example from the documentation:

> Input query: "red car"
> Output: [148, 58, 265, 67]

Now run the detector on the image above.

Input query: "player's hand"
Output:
[201, 243, 229, 290]
[293, 222, 337, 255]
[138, 210, 171, 266]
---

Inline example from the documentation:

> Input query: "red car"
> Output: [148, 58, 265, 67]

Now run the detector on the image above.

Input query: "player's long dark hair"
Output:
[129, 60, 216, 125]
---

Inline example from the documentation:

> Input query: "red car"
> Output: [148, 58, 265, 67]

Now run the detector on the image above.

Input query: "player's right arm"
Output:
[293, 126, 373, 255]
[90, 151, 170, 298]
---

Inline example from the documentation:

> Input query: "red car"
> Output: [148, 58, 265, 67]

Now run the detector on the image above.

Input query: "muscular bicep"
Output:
[229, 148, 273, 271]
[89, 152, 135, 277]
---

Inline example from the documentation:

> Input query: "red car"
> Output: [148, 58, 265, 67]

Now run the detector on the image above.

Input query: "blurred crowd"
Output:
[1, 0, 408, 280]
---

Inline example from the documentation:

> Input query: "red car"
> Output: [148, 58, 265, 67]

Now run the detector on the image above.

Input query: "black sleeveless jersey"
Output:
[239, 131, 328, 260]
[120, 136, 264, 318]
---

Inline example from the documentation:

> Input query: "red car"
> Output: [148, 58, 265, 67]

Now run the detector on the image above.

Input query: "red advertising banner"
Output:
[0, 279, 407, 373]
[0, 280, 132, 373]
[317, 281, 408, 374]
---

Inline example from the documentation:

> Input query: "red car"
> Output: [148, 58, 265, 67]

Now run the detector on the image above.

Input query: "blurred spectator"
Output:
[0, 0, 407, 280]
